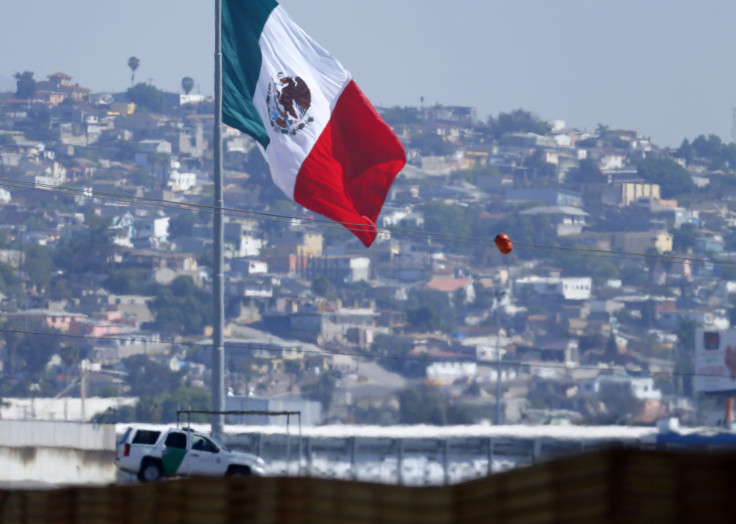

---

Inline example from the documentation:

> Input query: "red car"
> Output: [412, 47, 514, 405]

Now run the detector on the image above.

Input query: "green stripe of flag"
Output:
[222, 0, 278, 148]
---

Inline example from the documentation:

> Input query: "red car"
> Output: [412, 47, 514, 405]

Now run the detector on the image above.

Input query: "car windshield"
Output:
[209, 434, 230, 452]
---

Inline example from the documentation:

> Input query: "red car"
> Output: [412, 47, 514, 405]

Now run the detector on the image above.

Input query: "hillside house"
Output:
[520, 206, 588, 236]
[514, 276, 592, 301]
[4, 310, 86, 332]
[612, 231, 672, 254]
[304, 255, 371, 285]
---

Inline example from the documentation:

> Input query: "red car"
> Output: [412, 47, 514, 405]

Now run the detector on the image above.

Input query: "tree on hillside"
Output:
[53, 220, 113, 276]
[595, 123, 611, 137]
[405, 288, 456, 332]
[523, 149, 557, 181]
[104, 268, 150, 295]
[675, 139, 694, 164]
[671, 223, 697, 253]
[128, 56, 140, 86]
[422, 201, 472, 238]
[126, 83, 165, 113]
[13, 71, 36, 100]
[487, 109, 551, 139]
[1, 322, 62, 395]
[398, 385, 472, 425]
[684, 134, 736, 170]
[0, 262, 16, 293]
[637, 157, 694, 199]
[168, 212, 196, 239]
[494, 211, 544, 249]
[146, 276, 213, 335]
[410, 132, 456, 156]
[181, 76, 194, 95]
[300, 370, 338, 413]
[311, 276, 329, 297]
[406, 305, 441, 332]
[123, 354, 183, 397]
[674, 318, 698, 396]
[568, 157, 603, 183]
[23, 243, 54, 292]
[604, 332, 619, 362]
[691, 134, 722, 159]
[380, 106, 420, 126]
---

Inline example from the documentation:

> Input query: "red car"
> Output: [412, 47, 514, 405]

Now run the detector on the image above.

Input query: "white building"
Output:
[168, 170, 197, 192]
[239, 235, 265, 257]
[138, 216, 170, 243]
[426, 362, 477, 386]
[514, 276, 592, 301]
[582, 375, 662, 401]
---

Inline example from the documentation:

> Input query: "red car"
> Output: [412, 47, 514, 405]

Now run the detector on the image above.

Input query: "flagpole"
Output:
[211, 0, 226, 438]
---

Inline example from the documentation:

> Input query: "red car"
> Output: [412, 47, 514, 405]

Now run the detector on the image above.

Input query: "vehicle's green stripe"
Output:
[162, 447, 187, 476]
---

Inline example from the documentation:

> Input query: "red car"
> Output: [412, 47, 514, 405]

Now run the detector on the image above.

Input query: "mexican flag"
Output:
[222, 0, 406, 247]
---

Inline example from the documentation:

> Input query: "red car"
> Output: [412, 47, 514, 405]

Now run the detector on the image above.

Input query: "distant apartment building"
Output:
[612, 231, 672, 254]
[602, 182, 661, 206]
[304, 256, 370, 285]
[520, 206, 588, 237]
[263, 305, 379, 347]
[505, 188, 583, 208]
[4, 310, 86, 332]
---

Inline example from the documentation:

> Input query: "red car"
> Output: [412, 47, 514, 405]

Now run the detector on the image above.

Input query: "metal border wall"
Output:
[3, 447, 736, 523]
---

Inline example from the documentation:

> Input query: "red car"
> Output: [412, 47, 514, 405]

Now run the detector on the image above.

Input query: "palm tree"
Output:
[181, 76, 194, 95]
[128, 57, 140, 86]
[595, 123, 610, 138]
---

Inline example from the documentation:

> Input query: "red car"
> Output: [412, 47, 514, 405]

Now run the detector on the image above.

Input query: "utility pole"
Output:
[494, 289, 505, 425]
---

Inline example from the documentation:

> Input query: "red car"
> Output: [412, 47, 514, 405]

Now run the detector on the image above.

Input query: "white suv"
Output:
[115, 425, 266, 482]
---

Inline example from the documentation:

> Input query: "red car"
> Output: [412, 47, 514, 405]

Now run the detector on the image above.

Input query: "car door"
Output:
[161, 431, 189, 476]
[188, 434, 227, 476]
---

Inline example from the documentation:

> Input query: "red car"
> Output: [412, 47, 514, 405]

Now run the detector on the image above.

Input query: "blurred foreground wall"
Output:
[0, 420, 116, 485]
[3, 447, 736, 523]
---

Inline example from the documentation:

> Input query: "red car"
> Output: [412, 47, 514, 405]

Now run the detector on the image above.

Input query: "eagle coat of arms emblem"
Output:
[266, 72, 314, 136]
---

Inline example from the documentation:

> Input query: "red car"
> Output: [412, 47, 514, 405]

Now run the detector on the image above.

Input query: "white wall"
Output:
[0, 420, 117, 484]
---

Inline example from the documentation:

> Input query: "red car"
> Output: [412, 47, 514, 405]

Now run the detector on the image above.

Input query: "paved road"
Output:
[344, 361, 407, 399]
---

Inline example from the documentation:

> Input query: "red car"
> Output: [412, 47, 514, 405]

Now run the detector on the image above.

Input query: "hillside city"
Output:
[0, 70, 733, 429]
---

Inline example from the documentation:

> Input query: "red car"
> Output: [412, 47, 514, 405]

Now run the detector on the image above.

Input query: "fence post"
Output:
[397, 438, 404, 485]
[487, 438, 494, 476]
[443, 438, 450, 485]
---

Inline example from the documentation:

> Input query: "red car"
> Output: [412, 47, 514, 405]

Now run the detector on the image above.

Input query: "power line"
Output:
[0, 324, 710, 381]
[0, 174, 731, 269]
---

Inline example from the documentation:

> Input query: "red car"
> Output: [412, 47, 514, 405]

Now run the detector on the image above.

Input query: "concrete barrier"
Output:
[0, 420, 116, 485]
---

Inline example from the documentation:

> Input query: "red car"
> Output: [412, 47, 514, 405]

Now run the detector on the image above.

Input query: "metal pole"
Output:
[487, 438, 494, 476]
[397, 438, 404, 485]
[298, 413, 303, 476]
[286, 414, 292, 474]
[349, 437, 357, 481]
[495, 299, 502, 425]
[442, 438, 449, 485]
[211, 0, 226, 439]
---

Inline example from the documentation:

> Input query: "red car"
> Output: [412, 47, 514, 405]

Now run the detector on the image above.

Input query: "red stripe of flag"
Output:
[294, 81, 406, 247]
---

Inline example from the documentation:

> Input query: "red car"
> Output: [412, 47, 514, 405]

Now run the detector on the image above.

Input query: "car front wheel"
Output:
[226, 466, 251, 477]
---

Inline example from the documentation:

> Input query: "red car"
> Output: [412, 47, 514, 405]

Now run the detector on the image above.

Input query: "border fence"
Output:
[4, 447, 736, 523]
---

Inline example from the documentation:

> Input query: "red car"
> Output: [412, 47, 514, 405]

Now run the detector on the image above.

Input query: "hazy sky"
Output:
[2, 0, 736, 147]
